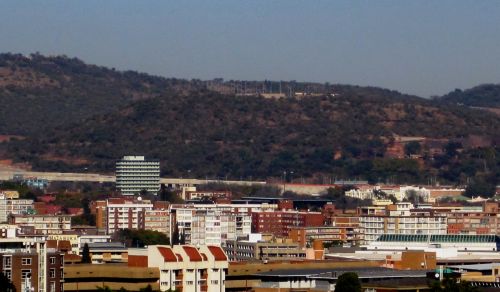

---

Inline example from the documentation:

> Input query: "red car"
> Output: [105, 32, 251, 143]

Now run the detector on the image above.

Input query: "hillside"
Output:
[439, 84, 500, 108]
[1, 53, 499, 186]
[0, 53, 204, 136]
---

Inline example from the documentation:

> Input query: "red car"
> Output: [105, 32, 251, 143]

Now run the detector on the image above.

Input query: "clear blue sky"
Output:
[1, 1, 499, 97]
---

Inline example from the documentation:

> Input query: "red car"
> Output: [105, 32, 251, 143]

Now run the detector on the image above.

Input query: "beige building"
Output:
[0, 191, 34, 222]
[144, 210, 170, 235]
[9, 214, 72, 235]
[129, 245, 228, 292]
[359, 202, 447, 243]
[48, 234, 80, 254]
[224, 237, 306, 262]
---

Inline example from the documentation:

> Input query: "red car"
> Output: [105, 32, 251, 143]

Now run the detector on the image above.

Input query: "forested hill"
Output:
[439, 84, 500, 108]
[1, 53, 500, 186]
[0, 53, 206, 135]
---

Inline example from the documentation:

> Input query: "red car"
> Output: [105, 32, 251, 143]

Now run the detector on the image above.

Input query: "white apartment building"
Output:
[346, 185, 431, 202]
[106, 201, 153, 234]
[116, 156, 160, 195]
[0, 192, 34, 222]
[175, 208, 250, 246]
[170, 204, 271, 246]
[129, 245, 228, 292]
[359, 202, 447, 243]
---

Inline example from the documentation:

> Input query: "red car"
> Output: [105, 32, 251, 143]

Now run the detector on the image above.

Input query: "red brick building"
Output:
[0, 239, 64, 292]
[444, 202, 500, 235]
[251, 210, 325, 236]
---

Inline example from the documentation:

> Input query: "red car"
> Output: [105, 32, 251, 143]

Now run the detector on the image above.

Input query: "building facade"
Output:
[251, 210, 325, 237]
[224, 238, 306, 262]
[116, 156, 160, 196]
[9, 214, 72, 235]
[0, 192, 34, 223]
[106, 200, 153, 234]
[128, 245, 228, 292]
[0, 238, 64, 292]
[170, 203, 269, 245]
[444, 202, 500, 235]
[359, 202, 447, 243]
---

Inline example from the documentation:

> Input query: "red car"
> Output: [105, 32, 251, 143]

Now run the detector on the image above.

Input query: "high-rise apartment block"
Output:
[116, 156, 160, 195]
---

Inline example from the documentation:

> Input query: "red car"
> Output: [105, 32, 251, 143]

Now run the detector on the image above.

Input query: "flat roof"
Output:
[255, 267, 429, 279]
[448, 263, 500, 271]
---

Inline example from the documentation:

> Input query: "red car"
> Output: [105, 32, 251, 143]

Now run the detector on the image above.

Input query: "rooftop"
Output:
[255, 267, 430, 280]
[376, 234, 499, 243]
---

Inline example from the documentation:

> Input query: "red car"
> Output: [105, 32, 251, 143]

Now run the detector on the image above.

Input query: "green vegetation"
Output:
[429, 276, 479, 292]
[114, 229, 170, 247]
[322, 187, 372, 210]
[0, 181, 41, 200]
[0, 271, 16, 292]
[439, 84, 500, 107]
[335, 272, 361, 292]
[81, 243, 91, 263]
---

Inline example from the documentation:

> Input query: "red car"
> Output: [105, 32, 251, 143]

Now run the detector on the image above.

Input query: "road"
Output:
[0, 167, 266, 186]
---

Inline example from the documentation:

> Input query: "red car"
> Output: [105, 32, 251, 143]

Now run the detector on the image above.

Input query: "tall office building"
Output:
[116, 156, 160, 196]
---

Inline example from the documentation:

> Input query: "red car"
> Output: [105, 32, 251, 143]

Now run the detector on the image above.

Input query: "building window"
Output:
[3, 256, 11, 268]
[50, 257, 56, 264]
[50, 281, 56, 292]
[50, 268, 56, 278]
[4, 270, 11, 280]
[21, 269, 32, 279]
[61, 269, 64, 278]
[211, 280, 219, 285]
[186, 281, 194, 285]
[22, 258, 32, 265]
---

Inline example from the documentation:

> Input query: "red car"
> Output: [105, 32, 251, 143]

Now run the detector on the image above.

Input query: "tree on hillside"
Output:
[81, 243, 91, 263]
[464, 178, 496, 198]
[405, 141, 421, 156]
[335, 272, 361, 292]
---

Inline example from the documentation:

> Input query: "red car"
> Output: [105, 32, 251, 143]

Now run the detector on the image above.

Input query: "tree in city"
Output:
[81, 243, 91, 263]
[114, 229, 170, 247]
[139, 285, 154, 292]
[171, 224, 180, 246]
[429, 276, 479, 292]
[0, 272, 16, 292]
[179, 230, 186, 245]
[335, 272, 361, 292]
